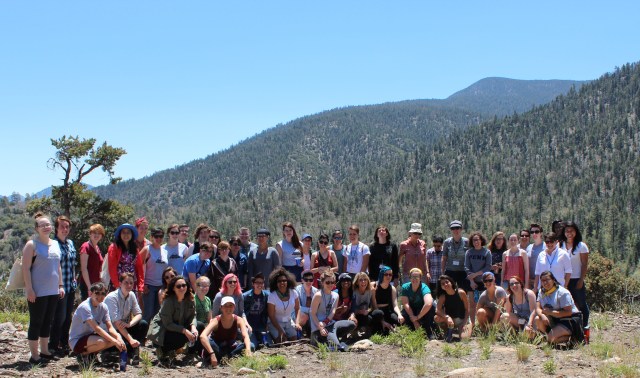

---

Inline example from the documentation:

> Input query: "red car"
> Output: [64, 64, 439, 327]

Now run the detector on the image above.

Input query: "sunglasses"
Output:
[164, 275, 175, 280]
[450, 227, 462, 230]
[209, 235, 220, 239]
[169, 231, 180, 235]
[483, 279, 494, 283]
[318, 240, 329, 245]
[152, 234, 164, 239]
[509, 282, 519, 286]
[333, 236, 343, 240]
[303, 278, 314, 282]
[531, 230, 541, 234]
[324, 281, 335, 285]
[226, 280, 237, 284]
[383, 273, 393, 277]
[175, 284, 188, 289]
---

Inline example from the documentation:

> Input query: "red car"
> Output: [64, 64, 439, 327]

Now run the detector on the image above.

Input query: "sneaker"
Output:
[445, 328, 454, 343]
[130, 348, 140, 366]
[338, 342, 349, 352]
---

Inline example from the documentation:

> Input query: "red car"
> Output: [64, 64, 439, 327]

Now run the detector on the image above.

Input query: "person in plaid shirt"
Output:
[49, 215, 77, 355]
[426, 236, 444, 294]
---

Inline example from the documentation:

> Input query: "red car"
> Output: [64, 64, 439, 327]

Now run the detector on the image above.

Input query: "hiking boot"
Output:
[130, 348, 140, 366]
[445, 328, 454, 343]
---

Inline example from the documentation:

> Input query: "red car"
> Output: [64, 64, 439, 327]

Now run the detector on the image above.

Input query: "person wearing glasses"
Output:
[247, 228, 281, 281]
[147, 276, 198, 362]
[399, 223, 427, 284]
[311, 233, 339, 287]
[103, 272, 148, 365]
[207, 241, 238, 300]
[475, 272, 507, 331]
[487, 231, 507, 287]
[309, 271, 356, 351]
[242, 273, 271, 349]
[464, 231, 492, 325]
[208, 229, 222, 256]
[526, 223, 545, 288]
[434, 274, 470, 342]
[164, 224, 188, 275]
[185, 224, 212, 259]
[69, 282, 126, 367]
[229, 236, 248, 290]
[295, 270, 319, 337]
[182, 241, 214, 293]
[442, 220, 469, 291]
[158, 267, 177, 305]
[501, 234, 529, 289]
[368, 225, 399, 285]
[519, 229, 530, 250]
[503, 275, 536, 337]
[534, 270, 583, 344]
[139, 228, 169, 323]
[534, 233, 572, 292]
[267, 268, 300, 343]
[211, 273, 245, 317]
[350, 272, 376, 332]
[371, 266, 404, 335]
[330, 230, 346, 274]
[400, 268, 436, 339]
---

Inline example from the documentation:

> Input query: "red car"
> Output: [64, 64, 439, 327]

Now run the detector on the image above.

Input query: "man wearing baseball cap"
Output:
[442, 220, 469, 292]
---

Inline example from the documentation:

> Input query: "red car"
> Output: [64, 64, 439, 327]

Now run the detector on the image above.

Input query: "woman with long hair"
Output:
[503, 275, 536, 336]
[139, 228, 168, 323]
[333, 273, 353, 321]
[368, 225, 399, 284]
[560, 221, 590, 329]
[487, 231, 507, 286]
[108, 224, 144, 295]
[276, 222, 303, 281]
[310, 233, 339, 287]
[434, 274, 470, 342]
[164, 224, 188, 275]
[501, 233, 529, 289]
[309, 271, 356, 351]
[79, 224, 105, 300]
[534, 271, 583, 344]
[350, 272, 376, 330]
[158, 266, 177, 305]
[211, 273, 245, 317]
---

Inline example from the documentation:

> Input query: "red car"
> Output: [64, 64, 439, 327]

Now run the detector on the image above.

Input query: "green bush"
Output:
[586, 252, 640, 312]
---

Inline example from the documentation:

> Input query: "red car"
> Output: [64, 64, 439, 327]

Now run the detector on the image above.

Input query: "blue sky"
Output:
[1, 1, 638, 196]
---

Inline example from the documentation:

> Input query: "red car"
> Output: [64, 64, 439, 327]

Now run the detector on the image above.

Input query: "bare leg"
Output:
[29, 340, 39, 360]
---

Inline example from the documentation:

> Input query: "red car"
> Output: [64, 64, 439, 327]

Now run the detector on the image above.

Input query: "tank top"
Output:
[443, 290, 466, 319]
[31, 238, 61, 297]
[313, 251, 334, 286]
[503, 251, 525, 282]
[165, 243, 188, 274]
[213, 314, 238, 346]
[511, 290, 532, 319]
[375, 284, 393, 313]
[145, 245, 168, 286]
[352, 290, 372, 312]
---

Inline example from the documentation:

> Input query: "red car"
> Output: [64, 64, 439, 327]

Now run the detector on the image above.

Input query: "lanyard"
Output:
[546, 249, 558, 268]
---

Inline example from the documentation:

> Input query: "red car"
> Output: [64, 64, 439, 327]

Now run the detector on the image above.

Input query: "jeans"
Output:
[248, 326, 272, 349]
[311, 320, 356, 346]
[205, 338, 254, 362]
[49, 289, 75, 349]
[568, 278, 590, 327]
[142, 285, 162, 323]
[28, 295, 59, 340]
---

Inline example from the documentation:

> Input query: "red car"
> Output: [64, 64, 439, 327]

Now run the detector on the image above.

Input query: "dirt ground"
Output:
[0, 312, 638, 377]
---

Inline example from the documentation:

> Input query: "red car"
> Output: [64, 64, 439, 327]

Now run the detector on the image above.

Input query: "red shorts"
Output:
[72, 334, 94, 354]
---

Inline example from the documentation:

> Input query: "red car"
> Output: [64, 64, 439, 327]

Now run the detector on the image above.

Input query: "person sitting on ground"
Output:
[503, 275, 536, 337]
[400, 268, 436, 339]
[350, 272, 377, 333]
[434, 274, 470, 342]
[475, 272, 507, 332]
[371, 266, 404, 335]
[103, 273, 148, 365]
[242, 274, 271, 348]
[534, 270, 583, 345]
[194, 276, 212, 334]
[295, 270, 319, 337]
[147, 276, 198, 363]
[267, 268, 300, 343]
[68, 282, 126, 366]
[309, 271, 356, 351]
[158, 267, 177, 305]
[199, 296, 253, 368]
[333, 273, 353, 321]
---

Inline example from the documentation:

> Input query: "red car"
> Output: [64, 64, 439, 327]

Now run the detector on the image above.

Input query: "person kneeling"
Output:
[68, 282, 127, 366]
[434, 275, 470, 342]
[310, 272, 356, 352]
[103, 272, 148, 365]
[200, 296, 254, 367]
[475, 272, 507, 332]
[534, 271, 583, 345]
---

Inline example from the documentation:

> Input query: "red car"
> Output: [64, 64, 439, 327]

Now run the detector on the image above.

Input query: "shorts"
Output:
[548, 313, 583, 341]
[268, 319, 297, 339]
[72, 334, 94, 354]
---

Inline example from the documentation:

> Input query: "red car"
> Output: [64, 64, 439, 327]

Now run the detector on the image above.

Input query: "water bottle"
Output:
[261, 331, 269, 346]
[119, 350, 127, 372]
[297, 329, 303, 339]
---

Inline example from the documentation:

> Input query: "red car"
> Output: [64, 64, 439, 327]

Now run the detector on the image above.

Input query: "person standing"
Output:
[207, 241, 238, 300]
[311, 233, 339, 287]
[442, 220, 469, 291]
[487, 231, 507, 287]
[464, 232, 492, 325]
[560, 221, 590, 329]
[139, 228, 168, 323]
[534, 233, 572, 291]
[229, 236, 249, 290]
[343, 225, 370, 275]
[368, 225, 399, 285]
[134, 217, 150, 251]
[247, 228, 281, 282]
[330, 230, 346, 274]
[502, 233, 529, 289]
[399, 223, 427, 284]
[49, 215, 77, 356]
[239, 227, 258, 257]
[183, 242, 214, 293]
[178, 224, 191, 248]
[22, 213, 63, 365]
[425, 236, 445, 294]
[79, 224, 105, 301]
[276, 222, 303, 281]
[519, 229, 530, 251]
[164, 224, 188, 275]
[526, 223, 545, 289]
[185, 224, 212, 259]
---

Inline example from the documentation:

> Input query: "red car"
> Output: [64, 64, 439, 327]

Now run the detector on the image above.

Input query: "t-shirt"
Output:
[537, 285, 579, 313]
[245, 291, 267, 326]
[401, 282, 431, 314]
[526, 243, 544, 281]
[182, 254, 211, 285]
[267, 289, 298, 323]
[477, 286, 507, 309]
[195, 295, 212, 323]
[69, 298, 110, 349]
[534, 247, 572, 287]
[561, 241, 589, 279]
[344, 242, 371, 274]
[351, 290, 373, 313]
[165, 243, 188, 274]
[78, 241, 103, 288]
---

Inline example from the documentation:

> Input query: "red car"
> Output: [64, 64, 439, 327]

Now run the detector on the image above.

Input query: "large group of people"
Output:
[21, 214, 590, 368]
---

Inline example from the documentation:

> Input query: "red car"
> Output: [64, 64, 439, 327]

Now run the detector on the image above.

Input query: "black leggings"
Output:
[370, 309, 399, 334]
[162, 330, 189, 352]
[28, 295, 59, 340]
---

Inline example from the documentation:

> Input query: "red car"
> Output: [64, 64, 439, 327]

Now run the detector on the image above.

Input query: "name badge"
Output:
[452, 260, 460, 266]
